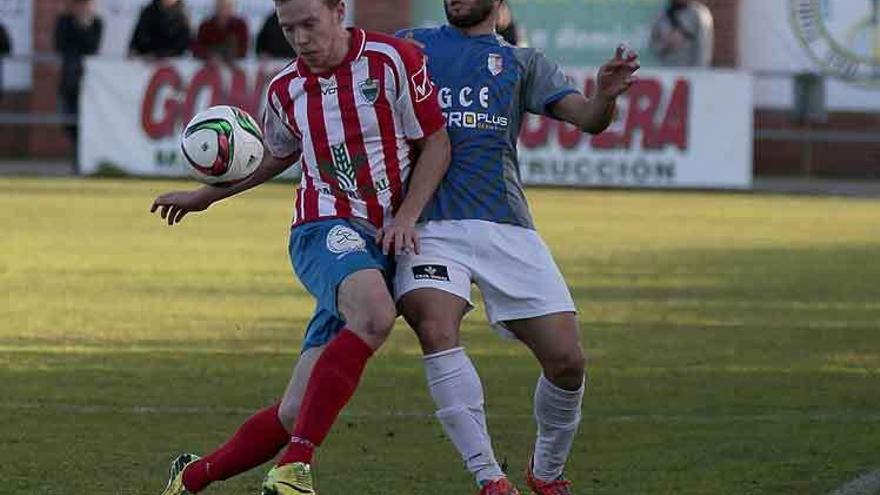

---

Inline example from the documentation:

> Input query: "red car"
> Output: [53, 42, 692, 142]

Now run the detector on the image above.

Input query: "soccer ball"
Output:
[180, 105, 264, 184]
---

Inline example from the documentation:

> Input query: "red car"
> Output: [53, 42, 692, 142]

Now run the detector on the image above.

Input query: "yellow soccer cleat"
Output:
[261, 462, 316, 495]
[160, 453, 200, 495]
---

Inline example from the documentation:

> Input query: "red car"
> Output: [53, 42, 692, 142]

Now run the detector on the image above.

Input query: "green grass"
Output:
[1, 177, 879, 494]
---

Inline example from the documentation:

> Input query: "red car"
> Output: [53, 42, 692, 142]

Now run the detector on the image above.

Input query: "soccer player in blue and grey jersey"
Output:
[394, 1, 639, 494]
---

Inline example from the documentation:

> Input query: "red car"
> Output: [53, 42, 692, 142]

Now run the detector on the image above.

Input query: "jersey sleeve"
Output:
[524, 50, 580, 117]
[395, 42, 445, 140]
[262, 90, 302, 161]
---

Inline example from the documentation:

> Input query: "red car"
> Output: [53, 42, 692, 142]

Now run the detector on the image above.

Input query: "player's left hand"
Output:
[376, 218, 420, 257]
[596, 44, 640, 100]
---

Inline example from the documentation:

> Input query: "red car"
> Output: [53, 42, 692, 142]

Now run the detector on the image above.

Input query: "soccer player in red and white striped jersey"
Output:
[150, 0, 450, 493]
[264, 23, 443, 230]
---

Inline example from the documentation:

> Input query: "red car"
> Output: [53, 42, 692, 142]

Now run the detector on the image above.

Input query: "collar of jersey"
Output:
[443, 24, 501, 44]
[296, 27, 366, 78]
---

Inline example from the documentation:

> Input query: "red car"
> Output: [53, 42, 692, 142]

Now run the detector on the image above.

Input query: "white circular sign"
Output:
[790, 0, 880, 85]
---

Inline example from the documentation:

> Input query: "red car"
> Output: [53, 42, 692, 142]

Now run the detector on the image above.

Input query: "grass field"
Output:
[1, 177, 879, 495]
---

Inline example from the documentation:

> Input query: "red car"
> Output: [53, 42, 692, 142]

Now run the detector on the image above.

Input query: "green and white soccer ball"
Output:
[181, 105, 264, 184]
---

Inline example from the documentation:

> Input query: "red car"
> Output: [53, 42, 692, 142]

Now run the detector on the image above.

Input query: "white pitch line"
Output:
[3, 401, 880, 424]
[829, 471, 880, 495]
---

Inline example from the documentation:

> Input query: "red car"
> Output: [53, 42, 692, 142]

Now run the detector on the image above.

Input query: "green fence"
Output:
[411, 0, 664, 66]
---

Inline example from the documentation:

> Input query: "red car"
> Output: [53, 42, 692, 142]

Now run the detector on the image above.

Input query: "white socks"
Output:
[532, 373, 585, 481]
[424, 347, 505, 485]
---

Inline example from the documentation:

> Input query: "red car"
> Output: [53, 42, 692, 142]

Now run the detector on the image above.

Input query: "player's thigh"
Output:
[505, 312, 587, 387]
[338, 268, 397, 348]
[394, 221, 476, 353]
[289, 220, 389, 312]
[468, 222, 576, 336]
[278, 345, 325, 430]
[290, 219, 394, 349]
[399, 288, 470, 354]
[393, 221, 475, 308]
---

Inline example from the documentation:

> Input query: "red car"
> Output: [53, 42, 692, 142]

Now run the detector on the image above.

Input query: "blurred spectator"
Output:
[649, 0, 714, 67]
[0, 22, 10, 101]
[256, 12, 296, 59]
[192, 0, 248, 63]
[129, 0, 191, 58]
[497, 3, 526, 47]
[54, 0, 103, 142]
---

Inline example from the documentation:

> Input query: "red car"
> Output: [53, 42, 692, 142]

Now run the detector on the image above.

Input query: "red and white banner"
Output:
[80, 58, 297, 178]
[80, 59, 752, 189]
[520, 68, 753, 188]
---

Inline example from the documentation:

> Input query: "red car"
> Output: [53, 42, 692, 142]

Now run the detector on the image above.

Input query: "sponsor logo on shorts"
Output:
[326, 225, 367, 258]
[413, 264, 450, 281]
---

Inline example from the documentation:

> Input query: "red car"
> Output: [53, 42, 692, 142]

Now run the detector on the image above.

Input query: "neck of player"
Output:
[458, 10, 499, 37]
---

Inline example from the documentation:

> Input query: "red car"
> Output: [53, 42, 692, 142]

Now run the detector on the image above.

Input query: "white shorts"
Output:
[394, 220, 577, 337]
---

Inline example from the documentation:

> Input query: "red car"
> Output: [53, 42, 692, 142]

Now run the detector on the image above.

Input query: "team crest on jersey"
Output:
[326, 225, 367, 256]
[359, 78, 379, 104]
[487, 54, 504, 76]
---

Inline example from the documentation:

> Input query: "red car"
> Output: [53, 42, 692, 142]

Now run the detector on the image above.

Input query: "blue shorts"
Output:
[289, 218, 394, 351]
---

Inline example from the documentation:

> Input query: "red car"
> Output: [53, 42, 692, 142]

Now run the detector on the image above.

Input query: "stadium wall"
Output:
[8, 0, 879, 178]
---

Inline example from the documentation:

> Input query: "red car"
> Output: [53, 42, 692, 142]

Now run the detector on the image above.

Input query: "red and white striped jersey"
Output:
[263, 28, 445, 229]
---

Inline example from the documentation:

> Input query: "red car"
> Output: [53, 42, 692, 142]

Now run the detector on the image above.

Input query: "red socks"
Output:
[180, 329, 374, 492]
[182, 403, 290, 493]
[278, 329, 374, 465]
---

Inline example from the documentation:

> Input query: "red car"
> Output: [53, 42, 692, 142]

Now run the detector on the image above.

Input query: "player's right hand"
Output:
[376, 217, 420, 257]
[150, 188, 214, 225]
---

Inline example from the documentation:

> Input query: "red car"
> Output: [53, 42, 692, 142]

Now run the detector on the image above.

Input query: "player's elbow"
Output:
[582, 120, 610, 135]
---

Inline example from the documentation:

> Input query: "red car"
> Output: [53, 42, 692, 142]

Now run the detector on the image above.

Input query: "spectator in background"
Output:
[256, 12, 296, 59]
[129, 0, 191, 58]
[0, 22, 11, 101]
[496, 2, 526, 47]
[192, 0, 248, 63]
[649, 0, 714, 67]
[54, 0, 103, 143]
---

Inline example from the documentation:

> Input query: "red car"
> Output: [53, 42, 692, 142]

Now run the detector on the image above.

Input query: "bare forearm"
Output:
[579, 96, 617, 134]
[396, 130, 451, 223]
[553, 93, 617, 135]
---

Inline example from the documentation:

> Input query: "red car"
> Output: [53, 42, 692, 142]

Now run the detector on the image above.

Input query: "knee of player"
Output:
[413, 319, 459, 353]
[277, 398, 298, 431]
[352, 303, 396, 344]
[544, 349, 587, 384]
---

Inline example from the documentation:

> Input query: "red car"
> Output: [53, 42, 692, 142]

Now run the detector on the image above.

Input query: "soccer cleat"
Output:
[160, 453, 200, 495]
[525, 457, 573, 495]
[480, 477, 521, 495]
[261, 463, 316, 495]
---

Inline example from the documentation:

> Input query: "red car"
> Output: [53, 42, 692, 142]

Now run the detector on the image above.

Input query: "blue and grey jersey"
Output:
[396, 25, 579, 230]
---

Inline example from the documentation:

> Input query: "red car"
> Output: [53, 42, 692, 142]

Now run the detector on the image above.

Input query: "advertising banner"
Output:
[81, 59, 752, 189]
[519, 68, 753, 189]
[80, 58, 294, 178]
